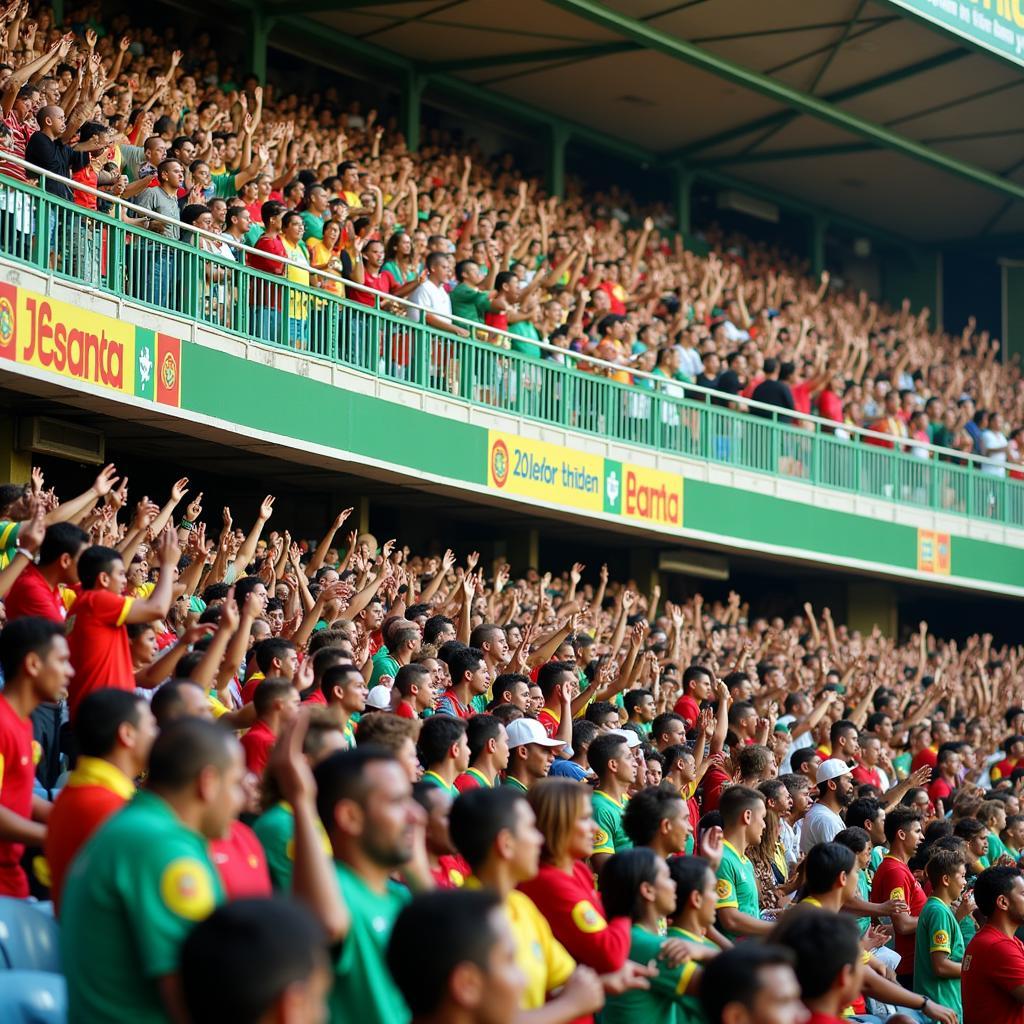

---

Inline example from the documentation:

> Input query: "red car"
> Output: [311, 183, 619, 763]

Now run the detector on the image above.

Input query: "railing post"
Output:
[34, 197, 49, 272]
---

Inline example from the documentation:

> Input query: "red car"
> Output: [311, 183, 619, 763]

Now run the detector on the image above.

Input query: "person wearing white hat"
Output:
[365, 684, 394, 711]
[799, 757, 855, 855]
[503, 718, 563, 793]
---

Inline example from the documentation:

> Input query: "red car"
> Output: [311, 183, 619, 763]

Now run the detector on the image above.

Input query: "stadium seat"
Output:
[0, 899, 61, 972]
[0, 970, 67, 1024]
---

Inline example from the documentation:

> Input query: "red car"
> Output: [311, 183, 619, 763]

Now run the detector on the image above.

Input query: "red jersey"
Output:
[4, 564, 66, 623]
[701, 765, 731, 814]
[673, 694, 700, 730]
[911, 746, 938, 775]
[454, 768, 495, 793]
[537, 708, 560, 738]
[395, 700, 416, 719]
[991, 757, 1021, 782]
[0, 693, 38, 896]
[348, 268, 392, 308]
[851, 763, 882, 789]
[240, 672, 265, 705]
[210, 820, 272, 900]
[519, 860, 630, 973]
[963, 925, 1024, 1024]
[431, 853, 471, 889]
[45, 755, 134, 913]
[870, 855, 925, 973]
[302, 687, 327, 706]
[241, 720, 277, 776]
[65, 590, 135, 720]
[805, 1012, 845, 1024]
[928, 776, 956, 807]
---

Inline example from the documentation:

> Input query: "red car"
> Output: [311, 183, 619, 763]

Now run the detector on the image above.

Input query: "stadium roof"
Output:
[256, 0, 1024, 243]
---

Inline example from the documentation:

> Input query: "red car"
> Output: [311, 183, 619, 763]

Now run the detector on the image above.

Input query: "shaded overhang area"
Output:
[240, 0, 1024, 243]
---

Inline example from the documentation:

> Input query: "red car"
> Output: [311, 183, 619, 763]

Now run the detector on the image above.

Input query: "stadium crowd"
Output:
[0, 3, 1022, 474]
[0, 463, 1020, 1024]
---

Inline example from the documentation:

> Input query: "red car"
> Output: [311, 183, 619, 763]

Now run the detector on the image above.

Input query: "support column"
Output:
[810, 213, 827, 277]
[248, 11, 274, 84]
[400, 72, 425, 154]
[502, 528, 539, 576]
[0, 416, 29, 485]
[671, 163, 694, 238]
[846, 580, 897, 639]
[547, 124, 569, 198]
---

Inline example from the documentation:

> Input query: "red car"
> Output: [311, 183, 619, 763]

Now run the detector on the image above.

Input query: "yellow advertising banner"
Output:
[0, 281, 136, 395]
[917, 528, 951, 576]
[487, 430, 604, 512]
[619, 461, 683, 528]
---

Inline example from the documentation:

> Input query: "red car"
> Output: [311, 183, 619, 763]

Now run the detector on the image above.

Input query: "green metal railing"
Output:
[1, 159, 1022, 528]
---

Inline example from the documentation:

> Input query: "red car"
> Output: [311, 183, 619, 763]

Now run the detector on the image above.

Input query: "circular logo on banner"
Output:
[0, 296, 14, 350]
[160, 857, 215, 920]
[491, 439, 509, 488]
[161, 351, 177, 391]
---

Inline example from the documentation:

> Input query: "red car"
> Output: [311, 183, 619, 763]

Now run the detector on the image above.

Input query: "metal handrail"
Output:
[0, 150, 1018, 480]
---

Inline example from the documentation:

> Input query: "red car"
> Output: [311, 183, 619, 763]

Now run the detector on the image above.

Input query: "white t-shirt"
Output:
[981, 429, 1007, 476]
[409, 279, 452, 326]
[800, 800, 844, 854]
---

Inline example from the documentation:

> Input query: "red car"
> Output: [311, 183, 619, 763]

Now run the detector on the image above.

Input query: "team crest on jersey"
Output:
[571, 900, 607, 934]
[160, 857, 215, 920]
[593, 828, 609, 848]
[889, 887, 905, 901]
[716, 878, 733, 900]
[933, 929, 950, 947]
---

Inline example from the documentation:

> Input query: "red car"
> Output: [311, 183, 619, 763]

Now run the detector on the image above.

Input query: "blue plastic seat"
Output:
[0, 970, 66, 1023]
[0, 899, 61, 972]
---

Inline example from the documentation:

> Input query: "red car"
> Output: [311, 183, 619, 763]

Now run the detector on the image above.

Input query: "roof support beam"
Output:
[674, 48, 968, 159]
[700, 141, 878, 167]
[264, 0, 413, 10]
[425, 41, 633, 72]
[271, 12, 659, 164]
[543, 0, 1024, 201]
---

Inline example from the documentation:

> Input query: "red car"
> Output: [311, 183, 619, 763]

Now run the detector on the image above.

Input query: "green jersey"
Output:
[61, 791, 225, 1024]
[716, 839, 760, 939]
[913, 896, 964, 1017]
[330, 861, 411, 1024]
[869, 845, 887, 874]
[600, 925, 701, 1024]
[983, 830, 1010, 867]
[254, 801, 296, 891]
[668, 927, 716, 1024]
[450, 282, 491, 325]
[592, 790, 632, 857]
[856, 865, 872, 935]
[369, 652, 400, 687]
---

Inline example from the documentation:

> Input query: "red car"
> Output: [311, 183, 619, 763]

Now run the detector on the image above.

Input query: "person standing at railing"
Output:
[26, 108, 117, 273]
[246, 199, 287, 343]
[281, 210, 313, 350]
[120, 156, 182, 309]
[410, 251, 472, 396]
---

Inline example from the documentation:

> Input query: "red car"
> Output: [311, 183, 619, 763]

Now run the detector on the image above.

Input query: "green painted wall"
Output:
[172, 340, 1024, 596]
[184, 345, 487, 486]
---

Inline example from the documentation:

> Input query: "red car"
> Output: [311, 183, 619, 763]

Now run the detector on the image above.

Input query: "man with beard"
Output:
[801, 759, 854, 854]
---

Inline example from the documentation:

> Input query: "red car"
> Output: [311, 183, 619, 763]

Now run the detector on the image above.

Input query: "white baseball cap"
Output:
[506, 718, 564, 749]
[608, 728, 643, 750]
[816, 758, 853, 785]
[365, 685, 393, 711]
